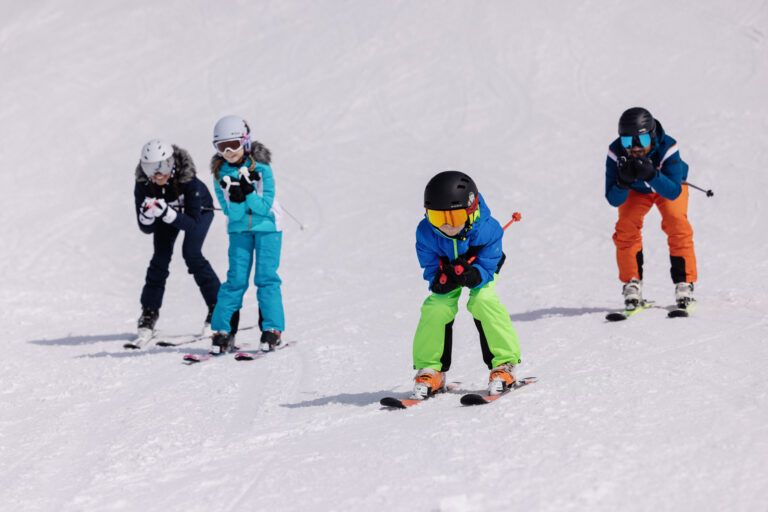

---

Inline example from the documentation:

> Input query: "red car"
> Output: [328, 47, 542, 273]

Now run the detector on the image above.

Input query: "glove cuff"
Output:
[139, 212, 155, 226]
[161, 206, 178, 224]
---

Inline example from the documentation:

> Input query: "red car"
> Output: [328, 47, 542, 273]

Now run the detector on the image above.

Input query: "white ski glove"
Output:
[139, 197, 156, 225]
[149, 198, 177, 224]
[161, 202, 178, 224]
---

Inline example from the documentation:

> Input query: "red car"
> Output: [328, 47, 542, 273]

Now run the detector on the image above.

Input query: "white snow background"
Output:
[1, 1, 767, 511]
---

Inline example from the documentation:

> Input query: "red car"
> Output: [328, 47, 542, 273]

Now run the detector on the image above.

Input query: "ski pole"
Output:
[281, 205, 306, 230]
[441, 212, 522, 282]
[683, 181, 714, 198]
[202, 205, 306, 230]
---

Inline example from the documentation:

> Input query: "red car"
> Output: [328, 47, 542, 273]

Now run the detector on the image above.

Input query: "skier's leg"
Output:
[252, 231, 285, 332]
[466, 277, 521, 369]
[657, 185, 697, 283]
[140, 226, 178, 309]
[181, 210, 221, 306]
[211, 232, 254, 332]
[412, 287, 461, 371]
[613, 191, 654, 282]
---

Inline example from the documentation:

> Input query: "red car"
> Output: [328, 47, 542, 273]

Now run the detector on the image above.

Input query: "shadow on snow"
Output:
[509, 306, 613, 322]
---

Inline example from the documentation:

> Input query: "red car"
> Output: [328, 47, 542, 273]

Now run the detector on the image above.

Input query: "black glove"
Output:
[616, 156, 636, 189]
[450, 256, 483, 288]
[633, 156, 657, 181]
[238, 174, 255, 196]
[431, 258, 459, 294]
[220, 177, 245, 203]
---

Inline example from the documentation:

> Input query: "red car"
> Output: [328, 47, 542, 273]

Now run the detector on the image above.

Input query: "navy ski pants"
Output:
[140, 211, 220, 309]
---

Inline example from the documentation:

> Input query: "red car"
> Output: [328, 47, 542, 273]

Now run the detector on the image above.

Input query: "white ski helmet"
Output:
[212, 115, 251, 152]
[140, 139, 175, 177]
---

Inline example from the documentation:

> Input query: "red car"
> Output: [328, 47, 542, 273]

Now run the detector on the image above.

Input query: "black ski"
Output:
[460, 376, 538, 406]
[668, 300, 696, 318]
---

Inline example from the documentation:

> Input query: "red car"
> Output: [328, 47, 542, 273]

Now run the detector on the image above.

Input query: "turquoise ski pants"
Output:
[211, 231, 284, 333]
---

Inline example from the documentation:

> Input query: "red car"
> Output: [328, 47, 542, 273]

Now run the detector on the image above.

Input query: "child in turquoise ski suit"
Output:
[208, 115, 285, 353]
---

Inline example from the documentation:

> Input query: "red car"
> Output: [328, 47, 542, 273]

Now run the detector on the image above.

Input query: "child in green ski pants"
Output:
[412, 171, 521, 399]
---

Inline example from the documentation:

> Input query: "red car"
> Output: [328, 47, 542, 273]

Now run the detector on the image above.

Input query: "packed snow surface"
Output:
[1, 1, 767, 511]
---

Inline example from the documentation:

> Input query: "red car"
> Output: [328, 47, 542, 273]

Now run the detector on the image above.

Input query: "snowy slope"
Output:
[1, 1, 767, 511]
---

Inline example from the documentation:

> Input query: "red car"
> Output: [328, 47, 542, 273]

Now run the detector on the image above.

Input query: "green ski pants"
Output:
[412, 276, 521, 371]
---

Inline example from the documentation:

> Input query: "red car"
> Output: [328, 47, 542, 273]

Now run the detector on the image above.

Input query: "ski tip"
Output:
[380, 397, 407, 409]
[668, 309, 689, 318]
[460, 393, 491, 406]
[123, 343, 141, 350]
[605, 312, 628, 321]
[155, 341, 175, 347]
[234, 353, 254, 361]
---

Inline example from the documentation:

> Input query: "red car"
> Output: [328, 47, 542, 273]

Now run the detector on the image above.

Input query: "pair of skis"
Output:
[123, 325, 257, 350]
[182, 340, 296, 364]
[380, 376, 538, 409]
[605, 300, 696, 321]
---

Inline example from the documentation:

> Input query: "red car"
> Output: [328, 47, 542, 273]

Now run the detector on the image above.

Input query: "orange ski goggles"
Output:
[426, 196, 479, 228]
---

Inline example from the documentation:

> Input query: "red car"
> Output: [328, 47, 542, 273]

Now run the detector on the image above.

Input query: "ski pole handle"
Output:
[501, 211, 523, 230]
[456, 212, 522, 274]
[438, 260, 448, 285]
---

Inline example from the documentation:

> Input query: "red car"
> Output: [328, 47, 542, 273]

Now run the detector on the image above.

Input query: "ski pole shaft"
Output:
[203, 205, 306, 229]
[683, 181, 714, 197]
[281, 205, 306, 230]
[453, 212, 522, 276]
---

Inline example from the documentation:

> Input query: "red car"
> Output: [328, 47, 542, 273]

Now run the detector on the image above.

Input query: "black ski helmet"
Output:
[618, 107, 656, 136]
[424, 171, 478, 210]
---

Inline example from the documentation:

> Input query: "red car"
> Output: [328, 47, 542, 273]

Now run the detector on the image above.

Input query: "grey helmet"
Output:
[140, 139, 175, 177]
[212, 115, 251, 152]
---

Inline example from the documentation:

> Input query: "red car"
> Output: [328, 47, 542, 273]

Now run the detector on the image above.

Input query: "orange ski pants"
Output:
[613, 185, 697, 284]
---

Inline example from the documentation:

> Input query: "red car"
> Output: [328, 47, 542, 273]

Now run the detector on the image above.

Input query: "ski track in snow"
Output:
[1, 1, 768, 511]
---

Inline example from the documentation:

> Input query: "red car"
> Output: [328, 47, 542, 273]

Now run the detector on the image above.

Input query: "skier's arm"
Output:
[460, 222, 504, 288]
[212, 177, 229, 216]
[134, 182, 156, 234]
[646, 145, 683, 200]
[244, 163, 276, 216]
[605, 150, 629, 207]
[163, 180, 203, 231]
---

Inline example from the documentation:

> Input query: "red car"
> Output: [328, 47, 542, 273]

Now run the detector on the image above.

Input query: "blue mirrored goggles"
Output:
[620, 133, 652, 148]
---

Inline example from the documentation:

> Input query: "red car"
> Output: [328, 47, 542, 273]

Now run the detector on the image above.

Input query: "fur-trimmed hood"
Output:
[134, 145, 196, 185]
[210, 140, 271, 179]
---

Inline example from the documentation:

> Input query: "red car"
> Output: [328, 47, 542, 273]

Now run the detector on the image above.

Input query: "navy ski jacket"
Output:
[133, 146, 215, 233]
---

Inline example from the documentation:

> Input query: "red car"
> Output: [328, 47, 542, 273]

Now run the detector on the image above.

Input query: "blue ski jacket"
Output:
[416, 194, 505, 292]
[605, 120, 689, 207]
[210, 141, 282, 234]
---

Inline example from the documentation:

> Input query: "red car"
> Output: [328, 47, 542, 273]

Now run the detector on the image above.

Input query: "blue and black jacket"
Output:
[416, 194, 505, 292]
[133, 145, 215, 233]
[605, 120, 689, 207]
